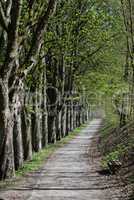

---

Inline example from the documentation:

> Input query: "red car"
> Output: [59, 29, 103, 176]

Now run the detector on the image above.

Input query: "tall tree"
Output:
[0, 0, 56, 180]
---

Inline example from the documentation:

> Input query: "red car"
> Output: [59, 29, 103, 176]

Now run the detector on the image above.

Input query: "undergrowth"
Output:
[100, 117, 134, 199]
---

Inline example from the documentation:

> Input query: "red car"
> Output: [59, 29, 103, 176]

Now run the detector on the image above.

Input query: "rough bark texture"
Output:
[48, 115, 56, 144]
[42, 69, 48, 147]
[31, 89, 42, 152]
[0, 81, 15, 179]
[21, 108, 32, 161]
[13, 102, 23, 170]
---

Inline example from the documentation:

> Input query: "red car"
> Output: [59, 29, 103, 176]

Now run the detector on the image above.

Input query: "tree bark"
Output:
[56, 110, 62, 141]
[21, 106, 32, 161]
[0, 80, 15, 179]
[48, 114, 56, 143]
[42, 69, 48, 147]
[13, 93, 23, 170]
[61, 104, 67, 138]
[70, 98, 74, 132]
[31, 88, 42, 152]
[73, 102, 77, 129]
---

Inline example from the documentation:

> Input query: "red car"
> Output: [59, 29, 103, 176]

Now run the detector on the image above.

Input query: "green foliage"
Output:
[102, 144, 127, 168]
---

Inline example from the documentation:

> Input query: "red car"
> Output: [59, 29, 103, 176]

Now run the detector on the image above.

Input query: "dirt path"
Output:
[0, 119, 115, 200]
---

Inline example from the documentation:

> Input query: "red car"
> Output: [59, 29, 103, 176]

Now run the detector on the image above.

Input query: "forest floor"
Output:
[0, 119, 127, 200]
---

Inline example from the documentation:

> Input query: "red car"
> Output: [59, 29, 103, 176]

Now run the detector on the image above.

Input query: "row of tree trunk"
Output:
[0, 0, 91, 180]
[0, 55, 89, 180]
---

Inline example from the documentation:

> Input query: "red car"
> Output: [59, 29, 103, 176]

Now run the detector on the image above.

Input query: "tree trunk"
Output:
[48, 114, 56, 143]
[77, 104, 82, 127]
[13, 94, 23, 170]
[0, 80, 15, 179]
[66, 102, 69, 135]
[42, 111, 48, 147]
[47, 87, 57, 144]
[73, 102, 77, 129]
[61, 104, 67, 137]
[56, 110, 62, 141]
[79, 105, 83, 126]
[42, 70, 48, 147]
[70, 99, 74, 131]
[21, 107, 32, 161]
[31, 88, 42, 152]
[82, 107, 85, 124]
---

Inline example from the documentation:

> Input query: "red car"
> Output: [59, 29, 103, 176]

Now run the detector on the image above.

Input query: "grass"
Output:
[0, 123, 87, 188]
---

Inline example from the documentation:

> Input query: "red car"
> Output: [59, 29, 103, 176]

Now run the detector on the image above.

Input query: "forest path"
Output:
[0, 119, 113, 200]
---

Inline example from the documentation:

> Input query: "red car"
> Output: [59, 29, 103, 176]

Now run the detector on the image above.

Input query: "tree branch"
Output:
[0, 0, 22, 78]
[25, 0, 57, 63]
[6, 0, 12, 18]
[0, 1, 8, 31]
[27, 0, 36, 9]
